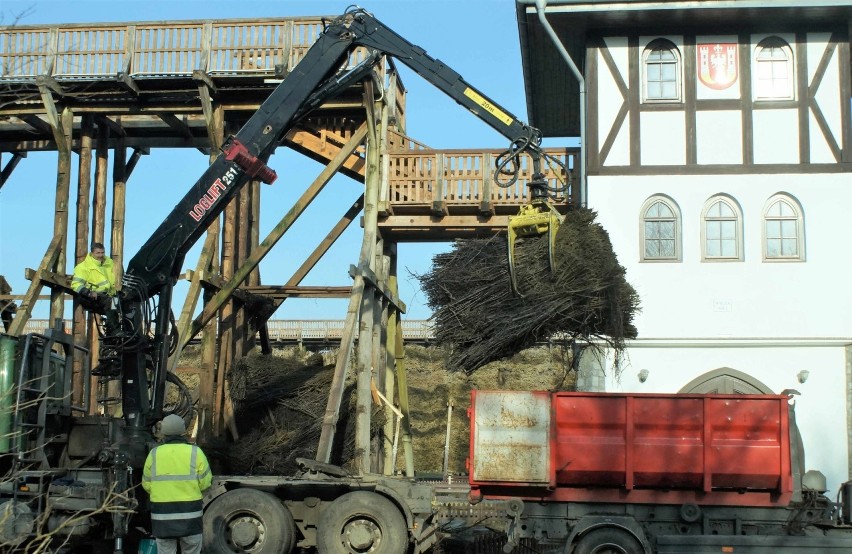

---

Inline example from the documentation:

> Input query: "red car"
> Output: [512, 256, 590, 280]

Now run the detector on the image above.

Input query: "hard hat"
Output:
[160, 414, 186, 437]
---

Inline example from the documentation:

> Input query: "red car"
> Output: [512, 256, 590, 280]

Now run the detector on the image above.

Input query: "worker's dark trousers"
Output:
[155, 534, 202, 554]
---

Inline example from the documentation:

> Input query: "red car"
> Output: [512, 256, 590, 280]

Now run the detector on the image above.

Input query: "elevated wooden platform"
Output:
[0, 16, 579, 238]
[0, 15, 577, 450]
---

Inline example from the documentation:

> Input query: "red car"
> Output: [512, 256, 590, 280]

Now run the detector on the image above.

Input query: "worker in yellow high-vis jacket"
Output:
[70, 242, 116, 313]
[142, 414, 212, 554]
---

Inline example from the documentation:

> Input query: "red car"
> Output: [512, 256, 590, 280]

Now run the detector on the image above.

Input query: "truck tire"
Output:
[574, 527, 644, 554]
[317, 491, 407, 554]
[203, 488, 296, 553]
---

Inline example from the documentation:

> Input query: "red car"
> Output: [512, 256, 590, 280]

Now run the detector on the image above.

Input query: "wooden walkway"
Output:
[0, 16, 579, 238]
[0, 15, 577, 442]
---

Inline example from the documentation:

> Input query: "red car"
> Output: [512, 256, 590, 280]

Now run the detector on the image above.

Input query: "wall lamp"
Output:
[797, 370, 810, 384]
[638, 369, 650, 383]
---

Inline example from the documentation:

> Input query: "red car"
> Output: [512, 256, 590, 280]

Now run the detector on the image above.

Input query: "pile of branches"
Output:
[205, 354, 354, 475]
[420, 208, 640, 374]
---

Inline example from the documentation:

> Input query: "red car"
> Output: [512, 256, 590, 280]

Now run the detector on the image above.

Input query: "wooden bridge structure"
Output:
[0, 15, 577, 473]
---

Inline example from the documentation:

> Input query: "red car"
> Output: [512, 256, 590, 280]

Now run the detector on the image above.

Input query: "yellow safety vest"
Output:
[142, 440, 212, 538]
[71, 253, 116, 295]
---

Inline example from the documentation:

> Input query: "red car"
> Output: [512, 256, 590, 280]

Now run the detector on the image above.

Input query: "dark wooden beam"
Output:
[0, 151, 26, 189]
[21, 115, 53, 137]
[95, 115, 126, 137]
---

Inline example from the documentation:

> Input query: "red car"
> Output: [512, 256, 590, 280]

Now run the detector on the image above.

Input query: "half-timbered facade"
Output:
[518, 0, 852, 492]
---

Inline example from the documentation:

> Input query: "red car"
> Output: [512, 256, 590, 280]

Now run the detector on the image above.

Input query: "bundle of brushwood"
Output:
[421, 208, 640, 374]
[206, 351, 370, 475]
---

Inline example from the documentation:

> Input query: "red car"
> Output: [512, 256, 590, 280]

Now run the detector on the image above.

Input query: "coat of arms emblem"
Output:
[698, 43, 738, 90]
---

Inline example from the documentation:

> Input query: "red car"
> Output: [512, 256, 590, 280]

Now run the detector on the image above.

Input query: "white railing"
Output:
[19, 319, 435, 342]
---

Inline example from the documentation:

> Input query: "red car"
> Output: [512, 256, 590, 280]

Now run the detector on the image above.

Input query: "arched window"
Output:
[763, 193, 804, 261]
[640, 195, 681, 261]
[701, 195, 743, 261]
[643, 39, 681, 102]
[754, 37, 794, 100]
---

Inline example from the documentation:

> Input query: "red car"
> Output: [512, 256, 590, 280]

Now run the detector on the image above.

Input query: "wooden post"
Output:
[198, 102, 224, 443]
[371, 243, 389, 474]
[382, 243, 399, 475]
[51, 108, 73, 324]
[92, 123, 109, 246]
[105, 131, 127, 415]
[111, 131, 127, 284]
[74, 114, 94, 409]
[355, 83, 381, 475]
[215, 119, 239, 440]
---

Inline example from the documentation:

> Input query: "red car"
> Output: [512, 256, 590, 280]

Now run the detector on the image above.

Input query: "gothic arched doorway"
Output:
[679, 367, 774, 394]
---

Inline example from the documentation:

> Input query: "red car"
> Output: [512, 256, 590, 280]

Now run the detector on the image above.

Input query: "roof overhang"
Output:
[516, 0, 852, 137]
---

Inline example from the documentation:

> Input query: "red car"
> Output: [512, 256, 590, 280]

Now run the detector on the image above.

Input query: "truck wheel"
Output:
[203, 488, 296, 553]
[574, 527, 644, 554]
[317, 491, 407, 554]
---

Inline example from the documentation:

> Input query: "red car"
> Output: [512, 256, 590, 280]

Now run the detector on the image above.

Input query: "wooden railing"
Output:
[0, 17, 391, 81]
[20, 319, 435, 343]
[386, 147, 578, 209]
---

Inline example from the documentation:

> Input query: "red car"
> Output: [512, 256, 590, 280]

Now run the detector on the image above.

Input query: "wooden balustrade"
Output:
[386, 147, 578, 212]
[0, 18, 390, 81]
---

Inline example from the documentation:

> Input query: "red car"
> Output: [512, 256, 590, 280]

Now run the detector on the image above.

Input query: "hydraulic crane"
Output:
[0, 7, 568, 551]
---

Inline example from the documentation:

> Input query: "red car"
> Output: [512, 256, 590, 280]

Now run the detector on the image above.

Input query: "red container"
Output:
[469, 391, 793, 506]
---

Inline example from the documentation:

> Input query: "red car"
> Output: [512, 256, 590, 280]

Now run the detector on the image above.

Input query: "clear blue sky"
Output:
[0, 0, 562, 321]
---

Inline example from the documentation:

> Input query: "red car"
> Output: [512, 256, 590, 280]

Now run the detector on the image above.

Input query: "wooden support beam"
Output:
[349, 264, 406, 313]
[0, 151, 26, 189]
[243, 285, 351, 299]
[187, 122, 369, 342]
[35, 75, 64, 96]
[317, 273, 366, 463]
[170, 242, 214, 373]
[37, 82, 67, 154]
[480, 152, 494, 215]
[22, 268, 74, 293]
[22, 115, 53, 137]
[125, 147, 148, 177]
[111, 134, 127, 283]
[91, 124, 108, 247]
[159, 113, 196, 142]
[194, 99, 223, 443]
[430, 153, 449, 216]
[116, 72, 141, 95]
[7, 236, 62, 336]
[51, 108, 73, 328]
[283, 194, 364, 289]
[355, 82, 381, 475]
[216, 147, 239, 439]
[192, 69, 218, 96]
[74, 114, 94, 408]
[95, 115, 127, 138]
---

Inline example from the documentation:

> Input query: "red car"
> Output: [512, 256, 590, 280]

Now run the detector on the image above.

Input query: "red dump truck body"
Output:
[469, 391, 793, 507]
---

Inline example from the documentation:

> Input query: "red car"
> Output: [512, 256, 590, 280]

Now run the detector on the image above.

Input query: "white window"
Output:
[702, 195, 743, 261]
[641, 195, 681, 262]
[754, 37, 794, 100]
[643, 39, 681, 102]
[763, 194, 804, 261]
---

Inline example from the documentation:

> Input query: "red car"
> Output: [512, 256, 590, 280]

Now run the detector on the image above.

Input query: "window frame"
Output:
[753, 36, 795, 101]
[701, 195, 744, 262]
[762, 193, 804, 262]
[642, 38, 683, 104]
[640, 195, 682, 262]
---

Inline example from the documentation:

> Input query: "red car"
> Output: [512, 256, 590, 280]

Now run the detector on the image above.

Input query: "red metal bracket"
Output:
[222, 138, 277, 184]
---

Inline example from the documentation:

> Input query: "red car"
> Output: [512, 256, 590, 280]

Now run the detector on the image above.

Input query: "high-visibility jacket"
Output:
[142, 438, 212, 538]
[71, 253, 116, 295]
